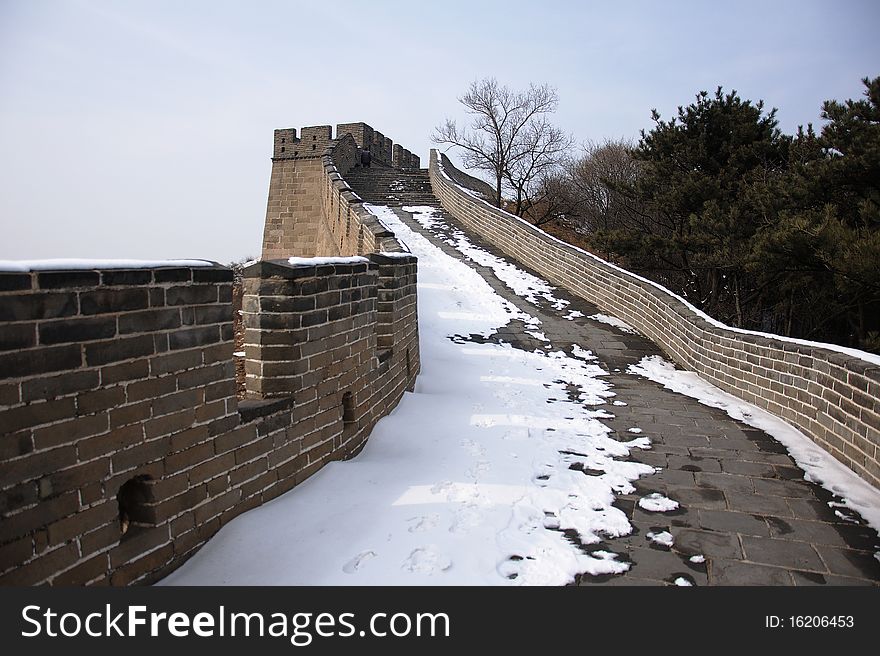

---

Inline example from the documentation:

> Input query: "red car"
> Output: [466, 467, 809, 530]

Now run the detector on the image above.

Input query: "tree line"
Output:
[434, 77, 880, 353]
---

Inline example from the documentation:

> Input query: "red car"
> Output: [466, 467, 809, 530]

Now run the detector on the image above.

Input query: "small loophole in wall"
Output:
[117, 475, 153, 538]
[281, 146, 285, 153]
[342, 391, 355, 426]
[406, 347, 412, 378]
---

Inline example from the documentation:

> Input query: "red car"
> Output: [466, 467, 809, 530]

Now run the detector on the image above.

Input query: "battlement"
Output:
[272, 126, 333, 159]
[273, 122, 419, 169]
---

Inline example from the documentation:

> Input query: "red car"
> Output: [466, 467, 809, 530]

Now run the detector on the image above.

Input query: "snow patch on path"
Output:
[647, 530, 674, 547]
[638, 493, 680, 512]
[588, 313, 638, 334]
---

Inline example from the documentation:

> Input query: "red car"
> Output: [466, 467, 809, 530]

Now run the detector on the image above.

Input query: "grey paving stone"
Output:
[765, 516, 878, 549]
[650, 444, 691, 456]
[672, 528, 743, 559]
[658, 434, 712, 448]
[667, 454, 721, 473]
[664, 486, 727, 509]
[724, 491, 792, 517]
[785, 497, 841, 521]
[583, 575, 667, 586]
[790, 571, 877, 586]
[623, 546, 709, 585]
[709, 559, 794, 585]
[698, 509, 770, 536]
[752, 477, 816, 499]
[694, 471, 755, 494]
[741, 535, 825, 571]
[772, 465, 807, 481]
[648, 469, 696, 488]
[631, 506, 699, 527]
[814, 545, 880, 580]
[719, 459, 776, 477]
[629, 451, 667, 468]
[707, 438, 763, 453]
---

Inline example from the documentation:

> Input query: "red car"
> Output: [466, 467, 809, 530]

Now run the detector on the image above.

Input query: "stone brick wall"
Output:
[263, 157, 328, 259]
[429, 149, 880, 489]
[0, 256, 419, 585]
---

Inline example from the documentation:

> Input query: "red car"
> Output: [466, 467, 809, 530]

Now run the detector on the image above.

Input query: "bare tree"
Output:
[563, 140, 647, 234]
[504, 117, 572, 216]
[433, 78, 568, 208]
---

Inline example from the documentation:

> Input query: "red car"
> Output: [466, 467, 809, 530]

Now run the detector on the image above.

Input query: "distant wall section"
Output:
[261, 122, 420, 261]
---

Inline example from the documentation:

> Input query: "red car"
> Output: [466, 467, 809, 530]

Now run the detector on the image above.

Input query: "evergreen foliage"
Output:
[586, 78, 879, 352]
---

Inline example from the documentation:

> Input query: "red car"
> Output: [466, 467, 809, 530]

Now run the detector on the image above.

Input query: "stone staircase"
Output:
[344, 164, 440, 207]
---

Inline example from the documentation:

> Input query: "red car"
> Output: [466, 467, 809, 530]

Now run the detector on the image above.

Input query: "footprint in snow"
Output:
[342, 550, 377, 574]
[402, 547, 452, 575]
[460, 438, 486, 457]
[430, 481, 453, 496]
[450, 504, 483, 534]
[407, 514, 439, 533]
[466, 460, 490, 479]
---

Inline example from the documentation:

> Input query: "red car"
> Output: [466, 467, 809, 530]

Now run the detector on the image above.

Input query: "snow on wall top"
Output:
[287, 256, 369, 267]
[0, 258, 217, 272]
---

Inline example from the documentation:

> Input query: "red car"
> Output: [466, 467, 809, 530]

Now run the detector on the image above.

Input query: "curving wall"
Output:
[429, 149, 880, 488]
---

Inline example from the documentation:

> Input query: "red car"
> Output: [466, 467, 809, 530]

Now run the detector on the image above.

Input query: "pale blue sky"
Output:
[1, 0, 878, 262]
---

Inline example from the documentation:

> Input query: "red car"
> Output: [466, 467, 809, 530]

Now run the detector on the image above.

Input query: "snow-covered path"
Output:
[162, 203, 880, 587]
[161, 206, 656, 585]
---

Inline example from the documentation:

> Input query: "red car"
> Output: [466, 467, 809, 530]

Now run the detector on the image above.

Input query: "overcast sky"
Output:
[1, 0, 878, 263]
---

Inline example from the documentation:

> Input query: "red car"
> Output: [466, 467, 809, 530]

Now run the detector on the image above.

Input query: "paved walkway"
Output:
[393, 205, 880, 586]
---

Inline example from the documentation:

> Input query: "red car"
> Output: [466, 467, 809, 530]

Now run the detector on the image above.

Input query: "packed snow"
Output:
[647, 530, 674, 547]
[638, 493, 680, 512]
[377, 251, 414, 258]
[689, 555, 706, 564]
[628, 355, 880, 533]
[287, 256, 368, 266]
[674, 577, 694, 586]
[588, 313, 638, 334]
[403, 205, 571, 312]
[0, 258, 215, 271]
[161, 204, 656, 586]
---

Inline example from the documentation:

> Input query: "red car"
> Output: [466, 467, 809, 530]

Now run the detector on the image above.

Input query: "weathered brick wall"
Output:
[243, 256, 419, 458]
[262, 157, 329, 259]
[0, 257, 419, 585]
[0, 264, 239, 584]
[430, 149, 880, 488]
